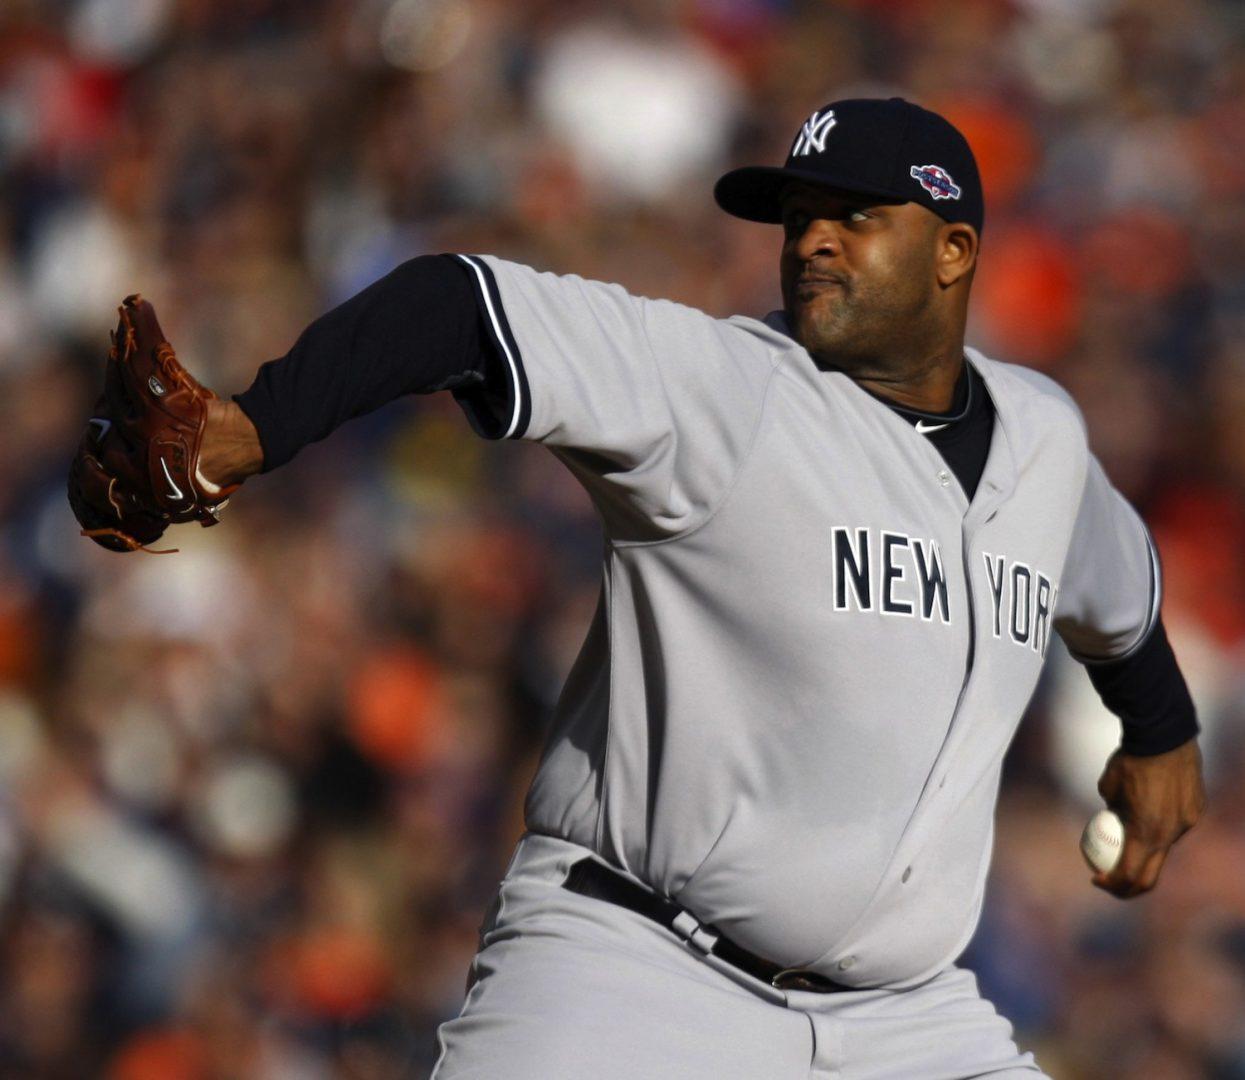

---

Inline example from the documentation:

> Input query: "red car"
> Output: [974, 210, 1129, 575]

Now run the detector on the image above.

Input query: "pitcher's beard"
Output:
[789, 286, 940, 380]
[790, 298, 890, 377]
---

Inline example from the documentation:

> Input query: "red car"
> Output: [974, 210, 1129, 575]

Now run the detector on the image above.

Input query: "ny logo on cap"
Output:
[792, 109, 837, 157]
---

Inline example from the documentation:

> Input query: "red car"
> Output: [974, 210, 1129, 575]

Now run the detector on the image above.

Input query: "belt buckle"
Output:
[771, 968, 844, 993]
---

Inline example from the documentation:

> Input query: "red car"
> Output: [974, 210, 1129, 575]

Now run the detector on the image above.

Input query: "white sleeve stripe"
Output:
[1070, 524, 1162, 665]
[454, 254, 524, 440]
[1118, 526, 1163, 659]
[1143, 525, 1162, 637]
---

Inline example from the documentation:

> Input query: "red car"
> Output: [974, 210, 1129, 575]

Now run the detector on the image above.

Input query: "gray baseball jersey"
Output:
[451, 253, 1157, 991]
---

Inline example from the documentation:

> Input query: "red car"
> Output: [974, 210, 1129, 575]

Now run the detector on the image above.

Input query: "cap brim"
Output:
[714, 165, 908, 223]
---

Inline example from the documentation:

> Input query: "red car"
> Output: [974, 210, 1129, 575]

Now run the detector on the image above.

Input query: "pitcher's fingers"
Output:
[1129, 848, 1168, 897]
[1111, 848, 1167, 899]
[1095, 845, 1166, 898]
[1093, 832, 1155, 898]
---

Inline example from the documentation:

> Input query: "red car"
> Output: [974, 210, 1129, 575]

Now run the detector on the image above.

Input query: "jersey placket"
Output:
[808, 372, 1019, 979]
[876, 383, 1019, 882]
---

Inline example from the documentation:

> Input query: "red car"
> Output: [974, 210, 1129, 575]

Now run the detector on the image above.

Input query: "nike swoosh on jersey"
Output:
[914, 419, 950, 434]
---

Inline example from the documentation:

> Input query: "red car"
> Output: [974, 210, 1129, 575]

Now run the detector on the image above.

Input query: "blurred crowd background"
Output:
[1, 0, 1244, 1076]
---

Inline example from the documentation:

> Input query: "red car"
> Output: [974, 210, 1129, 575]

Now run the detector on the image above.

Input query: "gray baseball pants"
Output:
[432, 833, 1046, 1080]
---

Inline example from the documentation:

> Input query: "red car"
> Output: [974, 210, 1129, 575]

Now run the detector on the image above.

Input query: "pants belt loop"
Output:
[671, 910, 719, 955]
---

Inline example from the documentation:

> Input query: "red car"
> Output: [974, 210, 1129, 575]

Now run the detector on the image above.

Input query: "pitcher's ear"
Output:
[936, 222, 978, 288]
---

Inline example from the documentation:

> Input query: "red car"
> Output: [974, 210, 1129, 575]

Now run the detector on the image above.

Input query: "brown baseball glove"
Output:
[67, 294, 240, 553]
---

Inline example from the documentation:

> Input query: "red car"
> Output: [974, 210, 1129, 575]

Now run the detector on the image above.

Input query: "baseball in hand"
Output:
[1080, 809, 1125, 873]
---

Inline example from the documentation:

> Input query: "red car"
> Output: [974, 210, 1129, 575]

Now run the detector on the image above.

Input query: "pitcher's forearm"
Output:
[200, 399, 264, 487]
[228, 254, 491, 474]
[1085, 618, 1198, 756]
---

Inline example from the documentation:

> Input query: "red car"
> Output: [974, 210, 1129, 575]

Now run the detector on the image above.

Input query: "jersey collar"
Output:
[757, 311, 1019, 506]
[760, 309, 978, 431]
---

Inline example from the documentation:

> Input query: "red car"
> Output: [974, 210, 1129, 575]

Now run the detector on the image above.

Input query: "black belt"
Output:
[562, 857, 852, 994]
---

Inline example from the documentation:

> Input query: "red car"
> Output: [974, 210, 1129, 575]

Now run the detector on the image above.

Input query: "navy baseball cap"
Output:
[715, 97, 984, 233]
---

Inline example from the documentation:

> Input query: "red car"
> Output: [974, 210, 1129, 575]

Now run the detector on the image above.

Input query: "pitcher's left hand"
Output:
[1094, 738, 1206, 898]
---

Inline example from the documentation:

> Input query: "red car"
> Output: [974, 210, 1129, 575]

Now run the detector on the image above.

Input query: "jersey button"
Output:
[837, 956, 857, 972]
[937, 469, 952, 487]
[902, 866, 912, 883]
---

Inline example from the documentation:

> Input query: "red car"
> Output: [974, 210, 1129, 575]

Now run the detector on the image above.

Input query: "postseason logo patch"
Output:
[909, 164, 962, 201]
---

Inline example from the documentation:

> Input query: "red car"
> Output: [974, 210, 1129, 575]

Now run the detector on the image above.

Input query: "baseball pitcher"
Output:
[69, 98, 1204, 1079]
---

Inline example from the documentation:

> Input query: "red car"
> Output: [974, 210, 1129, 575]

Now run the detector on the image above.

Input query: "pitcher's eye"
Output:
[848, 210, 870, 223]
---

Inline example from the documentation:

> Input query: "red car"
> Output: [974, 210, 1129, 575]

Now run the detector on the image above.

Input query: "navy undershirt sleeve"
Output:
[234, 254, 493, 471]
[1085, 617, 1199, 755]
